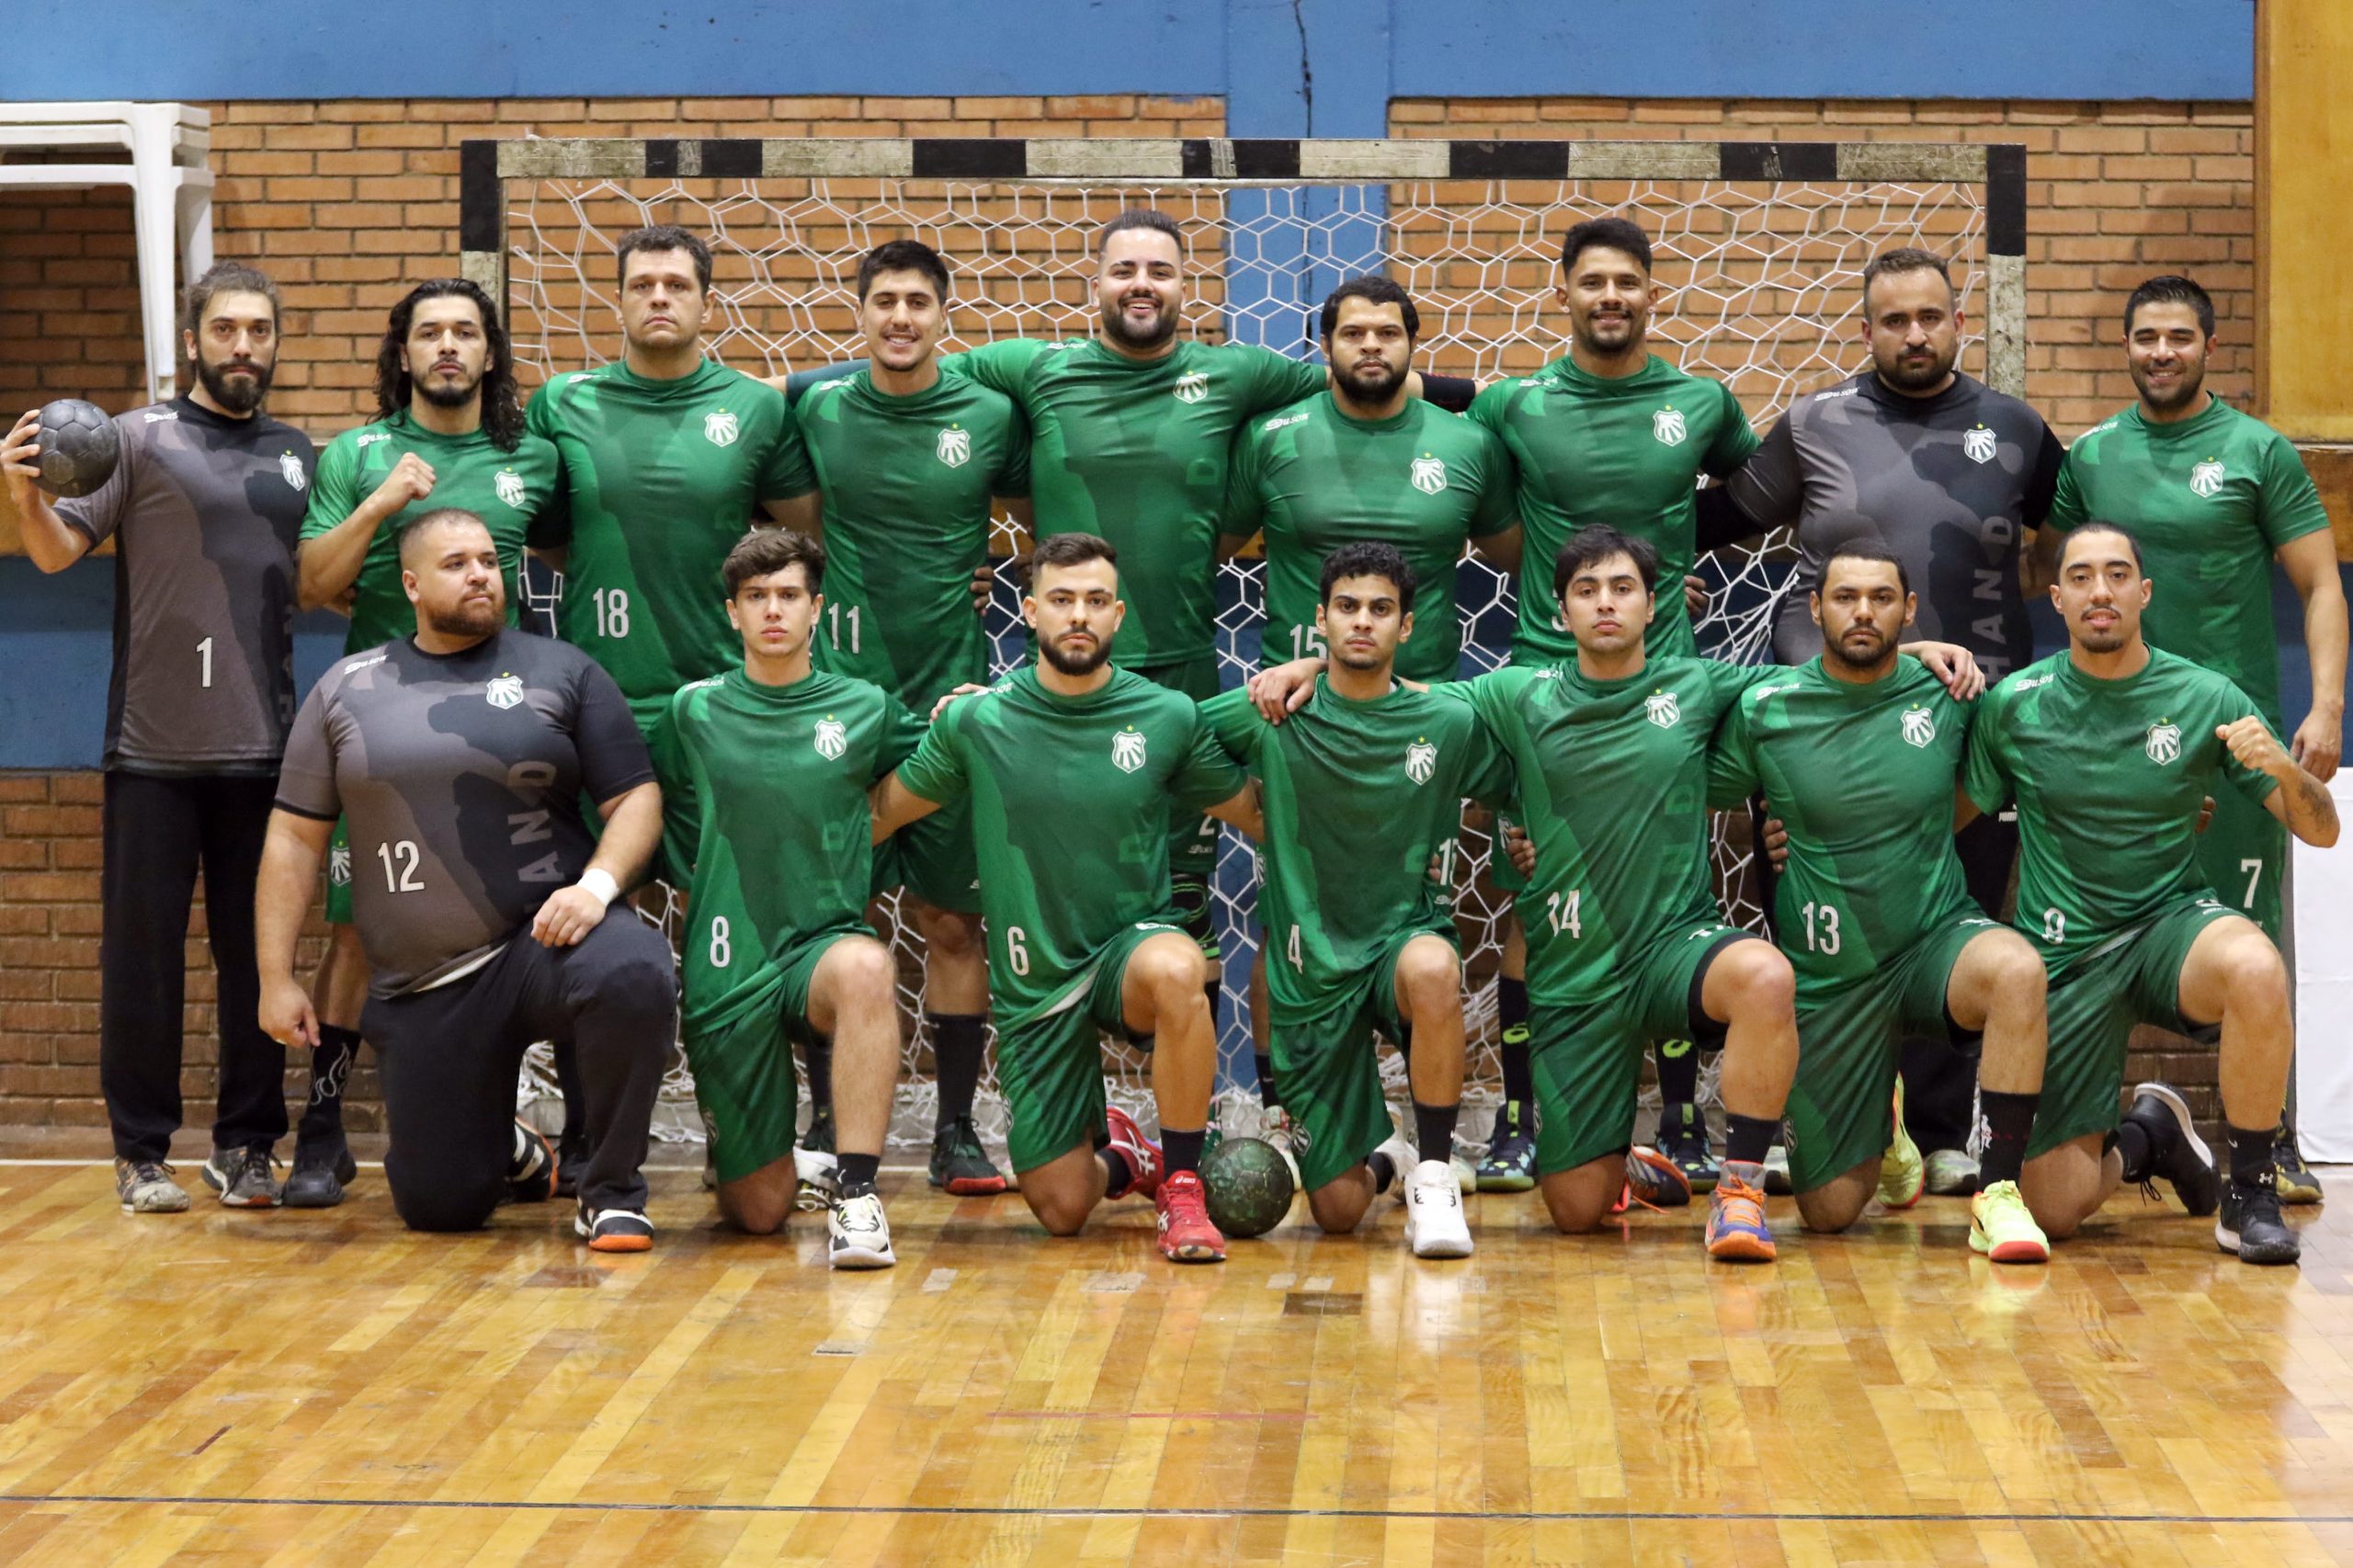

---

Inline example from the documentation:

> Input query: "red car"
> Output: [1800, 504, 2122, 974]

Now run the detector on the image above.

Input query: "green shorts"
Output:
[325, 817, 355, 925]
[2195, 783, 2285, 944]
[873, 792, 982, 915]
[1273, 927, 1449, 1193]
[1132, 654, 1224, 891]
[1530, 920, 1753, 1175]
[2030, 895, 2236, 1159]
[995, 919, 1180, 1174]
[1785, 914, 2001, 1194]
[684, 928, 863, 1186]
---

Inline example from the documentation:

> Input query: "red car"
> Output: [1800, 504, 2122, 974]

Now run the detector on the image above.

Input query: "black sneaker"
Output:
[2217, 1173, 2301, 1266]
[2274, 1118, 2324, 1206]
[1657, 1101, 1720, 1194]
[200, 1144, 280, 1209]
[507, 1119, 559, 1204]
[928, 1116, 1009, 1195]
[574, 1204, 654, 1254]
[2122, 1081, 2220, 1217]
[282, 1137, 358, 1209]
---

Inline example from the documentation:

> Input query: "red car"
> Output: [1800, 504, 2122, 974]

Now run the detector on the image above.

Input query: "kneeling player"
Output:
[652, 528, 914, 1267]
[1963, 524, 2337, 1265]
[1202, 543, 1513, 1256]
[256, 509, 674, 1250]
[870, 533, 1262, 1261]
[1711, 544, 2052, 1260]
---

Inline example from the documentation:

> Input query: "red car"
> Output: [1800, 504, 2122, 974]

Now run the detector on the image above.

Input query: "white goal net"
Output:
[480, 139, 2013, 1152]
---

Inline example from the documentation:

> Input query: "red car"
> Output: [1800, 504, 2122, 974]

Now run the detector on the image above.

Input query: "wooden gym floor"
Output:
[0, 1145, 2349, 1567]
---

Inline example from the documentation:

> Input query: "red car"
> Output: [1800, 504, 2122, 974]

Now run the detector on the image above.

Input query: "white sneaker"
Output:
[1372, 1129, 1417, 1196]
[793, 1146, 839, 1213]
[1404, 1158, 1474, 1259]
[829, 1191, 895, 1269]
[1451, 1152, 1479, 1194]
[1924, 1148, 1982, 1197]
[1261, 1106, 1305, 1190]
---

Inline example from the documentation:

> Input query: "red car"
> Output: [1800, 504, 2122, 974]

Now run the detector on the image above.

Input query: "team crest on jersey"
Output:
[494, 468, 526, 507]
[1409, 455, 1449, 494]
[813, 717, 847, 760]
[327, 842, 351, 888]
[1653, 406, 1687, 447]
[1901, 706, 1938, 748]
[1405, 739, 1438, 784]
[485, 673, 525, 710]
[1645, 690, 1681, 729]
[1111, 726, 1148, 772]
[704, 409, 740, 448]
[2146, 721, 2182, 765]
[937, 426, 971, 468]
[2188, 459, 2225, 498]
[1172, 372, 1209, 404]
[279, 451, 308, 492]
[1962, 425, 1997, 464]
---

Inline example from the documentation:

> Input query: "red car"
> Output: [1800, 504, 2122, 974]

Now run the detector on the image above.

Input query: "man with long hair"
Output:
[288, 277, 563, 1205]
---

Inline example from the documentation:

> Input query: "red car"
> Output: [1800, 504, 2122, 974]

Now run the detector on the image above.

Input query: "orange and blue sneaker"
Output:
[1103, 1105, 1163, 1199]
[1705, 1161, 1777, 1262]
[1625, 1145, 1693, 1209]
[1154, 1169, 1226, 1263]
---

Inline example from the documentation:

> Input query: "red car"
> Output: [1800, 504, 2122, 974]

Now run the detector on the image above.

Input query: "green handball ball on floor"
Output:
[1199, 1136, 1295, 1239]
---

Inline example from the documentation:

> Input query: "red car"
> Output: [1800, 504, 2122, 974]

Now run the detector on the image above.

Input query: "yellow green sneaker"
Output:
[1968, 1178, 2050, 1263]
[1876, 1083, 1925, 1210]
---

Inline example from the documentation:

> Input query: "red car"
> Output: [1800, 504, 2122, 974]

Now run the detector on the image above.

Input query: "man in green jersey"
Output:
[797, 239, 1031, 1198]
[1708, 543, 2053, 1263]
[527, 225, 823, 733]
[1202, 543, 1513, 1258]
[870, 534, 1263, 1263]
[290, 278, 563, 1208]
[1963, 525, 2339, 1266]
[1466, 217, 1758, 1194]
[2040, 275, 2347, 1201]
[650, 529, 911, 1268]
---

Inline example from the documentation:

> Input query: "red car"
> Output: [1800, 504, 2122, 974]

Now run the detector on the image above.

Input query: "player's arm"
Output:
[1246, 653, 1326, 722]
[533, 779, 662, 948]
[298, 448, 435, 610]
[2276, 530, 2347, 782]
[869, 771, 945, 840]
[1896, 639, 1984, 700]
[1470, 522, 1523, 574]
[1204, 780, 1264, 840]
[254, 808, 333, 1048]
[1700, 410, 1797, 553]
[1465, 434, 1522, 571]
[2014, 421, 2067, 598]
[2219, 715, 2340, 847]
[760, 490, 823, 533]
[2, 408, 101, 572]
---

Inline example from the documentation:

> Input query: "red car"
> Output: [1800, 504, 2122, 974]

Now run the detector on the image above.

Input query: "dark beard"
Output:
[1103, 300, 1176, 352]
[2132, 365, 2205, 413]
[423, 598, 504, 641]
[1040, 633, 1110, 676]
[1876, 345, 1957, 393]
[197, 355, 272, 415]
[1823, 628, 1895, 673]
[416, 369, 483, 410]
[1334, 364, 1409, 411]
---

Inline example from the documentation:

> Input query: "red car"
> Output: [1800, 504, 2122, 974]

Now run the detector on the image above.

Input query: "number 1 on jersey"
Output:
[197, 636, 213, 688]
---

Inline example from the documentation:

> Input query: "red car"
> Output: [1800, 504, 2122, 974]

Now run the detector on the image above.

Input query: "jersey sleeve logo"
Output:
[1409, 454, 1449, 494]
[1172, 372, 1210, 404]
[2145, 720, 2182, 765]
[936, 425, 972, 468]
[814, 716, 848, 760]
[1405, 738, 1438, 784]
[485, 673, 526, 710]
[2188, 459, 2225, 498]
[704, 409, 741, 448]
[1652, 406, 1688, 447]
[327, 841, 352, 888]
[279, 450, 309, 492]
[1901, 706, 1938, 747]
[1962, 425, 1997, 464]
[1645, 690, 1682, 728]
[1111, 726, 1148, 772]
[494, 468, 527, 507]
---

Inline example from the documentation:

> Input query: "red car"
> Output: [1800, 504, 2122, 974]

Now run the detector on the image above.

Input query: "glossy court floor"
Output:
[1, 1146, 2350, 1567]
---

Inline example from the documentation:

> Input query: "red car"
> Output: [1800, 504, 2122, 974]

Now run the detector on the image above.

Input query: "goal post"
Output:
[460, 133, 2029, 1149]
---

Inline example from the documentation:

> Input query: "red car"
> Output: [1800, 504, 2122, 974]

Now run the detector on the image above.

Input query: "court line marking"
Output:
[0, 1160, 934, 1175]
[2, 1494, 2349, 1524]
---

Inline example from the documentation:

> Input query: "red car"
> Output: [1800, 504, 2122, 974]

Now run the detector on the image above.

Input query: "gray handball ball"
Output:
[36, 399, 120, 499]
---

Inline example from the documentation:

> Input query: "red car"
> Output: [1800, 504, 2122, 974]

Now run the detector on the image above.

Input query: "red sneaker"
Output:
[1103, 1105, 1163, 1199]
[1154, 1169, 1226, 1262]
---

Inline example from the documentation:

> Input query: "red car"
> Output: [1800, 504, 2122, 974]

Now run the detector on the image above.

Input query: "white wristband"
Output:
[578, 868, 620, 908]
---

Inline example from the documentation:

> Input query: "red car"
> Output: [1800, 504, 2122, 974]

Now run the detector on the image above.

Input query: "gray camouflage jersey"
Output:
[276, 630, 654, 996]
[55, 397, 316, 773]
[1725, 372, 2063, 680]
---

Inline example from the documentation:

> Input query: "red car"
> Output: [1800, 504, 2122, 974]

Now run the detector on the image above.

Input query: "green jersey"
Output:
[301, 412, 563, 652]
[1961, 647, 2279, 976]
[1707, 657, 1978, 1004]
[1200, 678, 1513, 1019]
[798, 369, 1029, 708]
[650, 667, 924, 1036]
[947, 337, 1328, 667]
[1441, 654, 1763, 1006]
[525, 358, 818, 721]
[1222, 392, 1516, 680]
[1469, 354, 1756, 662]
[2044, 396, 2329, 727]
[894, 665, 1245, 1025]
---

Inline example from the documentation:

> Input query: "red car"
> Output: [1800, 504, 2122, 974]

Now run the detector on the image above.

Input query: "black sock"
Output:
[1497, 977, 1533, 1106]
[1656, 1040, 1699, 1109]
[1204, 979, 1222, 1039]
[1978, 1089, 2040, 1185]
[1098, 1145, 1136, 1196]
[2227, 1122, 2274, 1187]
[1367, 1150, 1399, 1194]
[837, 1152, 881, 1198]
[1724, 1113, 1779, 1167]
[1414, 1099, 1460, 1165]
[803, 1035, 834, 1118]
[1163, 1126, 1206, 1176]
[929, 1014, 987, 1130]
[1255, 1051, 1283, 1111]
[2116, 1119, 2153, 1183]
[299, 1025, 360, 1145]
